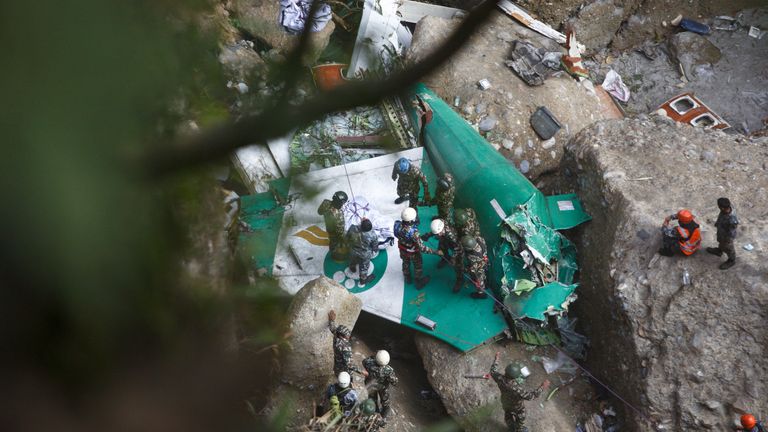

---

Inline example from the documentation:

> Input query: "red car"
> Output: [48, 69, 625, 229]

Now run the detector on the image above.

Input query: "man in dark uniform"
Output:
[706, 197, 739, 270]
[362, 350, 398, 418]
[394, 207, 440, 289]
[391, 157, 430, 208]
[490, 352, 549, 432]
[328, 310, 362, 377]
[317, 191, 348, 261]
[422, 218, 463, 293]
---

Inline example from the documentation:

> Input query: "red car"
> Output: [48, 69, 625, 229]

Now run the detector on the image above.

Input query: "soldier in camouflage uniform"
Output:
[346, 218, 379, 285]
[462, 235, 488, 299]
[394, 207, 440, 289]
[357, 399, 387, 431]
[328, 310, 363, 377]
[432, 174, 455, 223]
[455, 208, 481, 240]
[490, 352, 550, 432]
[391, 157, 430, 208]
[363, 350, 398, 418]
[422, 218, 464, 293]
[317, 191, 348, 261]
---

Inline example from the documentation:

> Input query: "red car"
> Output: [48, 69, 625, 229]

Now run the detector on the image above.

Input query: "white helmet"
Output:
[401, 208, 417, 223]
[375, 350, 390, 366]
[337, 371, 351, 388]
[430, 219, 445, 235]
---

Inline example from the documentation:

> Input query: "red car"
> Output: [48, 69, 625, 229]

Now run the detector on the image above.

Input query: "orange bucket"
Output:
[311, 63, 349, 91]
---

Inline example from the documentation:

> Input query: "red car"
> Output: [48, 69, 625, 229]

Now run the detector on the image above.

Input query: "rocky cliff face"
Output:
[561, 117, 768, 431]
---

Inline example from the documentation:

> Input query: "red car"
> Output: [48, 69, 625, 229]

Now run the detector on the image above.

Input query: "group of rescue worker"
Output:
[317, 156, 491, 298]
[325, 309, 395, 430]
[659, 197, 739, 269]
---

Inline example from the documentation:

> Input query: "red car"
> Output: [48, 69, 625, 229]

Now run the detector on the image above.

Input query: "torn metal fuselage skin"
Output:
[405, 83, 591, 324]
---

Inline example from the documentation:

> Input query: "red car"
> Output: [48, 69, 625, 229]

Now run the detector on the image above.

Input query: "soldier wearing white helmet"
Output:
[393, 208, 440, 288]
[421, 218, 464, 293]
[363, 350, 398, 418]
[326, 371, 358, 418]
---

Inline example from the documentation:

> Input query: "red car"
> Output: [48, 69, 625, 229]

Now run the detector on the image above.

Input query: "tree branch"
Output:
[144, 0, 499, 177]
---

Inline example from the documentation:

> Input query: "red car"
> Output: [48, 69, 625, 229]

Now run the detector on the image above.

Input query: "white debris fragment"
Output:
[542, 137, 556, 149]
[743, 243, 754, 251]
[477, 78, 491, 90]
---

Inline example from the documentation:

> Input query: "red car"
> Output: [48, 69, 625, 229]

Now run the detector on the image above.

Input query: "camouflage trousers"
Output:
[437, 244, 462, 284]
[397, 184, 422, 208]
[467, 264, 487, 292]
[400, 251, 424, 279]
[504, 409, 526, 432]
[373, 387, 392, 418]
[437, 204, 453, 225]
[329, 234, 348, 262]
[715, 237, 736, 261]
[349, 255, 371, 278]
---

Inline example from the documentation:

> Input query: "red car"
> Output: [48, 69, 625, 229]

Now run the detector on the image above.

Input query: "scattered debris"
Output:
[655, 93, 731, 130]
[743, 243, 754, 251]
[678, 18, 711, 35]
[713, 15, 742, 32]
[504, 40, 562, 86]
[748, 26, 765, 39]
[477, 78, 492, 90]
[601, 70, 630, 103]
[496, 0, 568, 45]
[530, 106, 562, 140]
[561, 31, 588, 79]
[279, 0, 332, 34]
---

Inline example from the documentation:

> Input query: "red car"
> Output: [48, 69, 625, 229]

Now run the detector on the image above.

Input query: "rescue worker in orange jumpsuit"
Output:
[659, 209, 701, 257]
[737, 414, 766, 432]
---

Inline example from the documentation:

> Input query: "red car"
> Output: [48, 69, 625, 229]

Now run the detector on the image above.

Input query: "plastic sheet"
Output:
[602, 69, 630, 102]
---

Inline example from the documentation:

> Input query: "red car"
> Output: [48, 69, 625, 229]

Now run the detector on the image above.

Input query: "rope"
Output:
[481, 287, 656, 425]
[425, 243, 656, 425]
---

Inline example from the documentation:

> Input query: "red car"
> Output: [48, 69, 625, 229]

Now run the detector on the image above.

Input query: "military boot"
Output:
[719, 259, 735, 270]
[415, 276, 430, 290]
[452, 280, 462, 293]
[361, 273, 376, 285]
[394, 194, 409, 205]
[706, 247, 722, 256]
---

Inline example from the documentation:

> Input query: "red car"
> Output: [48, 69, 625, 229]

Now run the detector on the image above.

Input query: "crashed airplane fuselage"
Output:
[239, 84, 590, 351]
[406, 84, 591, 324]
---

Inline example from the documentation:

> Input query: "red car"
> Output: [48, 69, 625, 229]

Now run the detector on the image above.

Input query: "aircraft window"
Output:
[671, 97, 697, 114]
[691, 114, 717, 128]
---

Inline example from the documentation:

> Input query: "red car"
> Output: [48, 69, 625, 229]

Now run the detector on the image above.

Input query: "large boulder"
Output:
[415, 335, 595, 431]
[264, 276, 363, 428]
[406, 13, 613, 181]
[565, 0, 628, 53]
[668, 32, 722, 80]
[229, 0, 334, 64]
[562, 117, 768, 431]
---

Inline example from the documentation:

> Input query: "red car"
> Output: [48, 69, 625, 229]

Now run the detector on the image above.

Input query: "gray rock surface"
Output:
[264, 276, 362, 428]
[406, 13, 613, 180]
[565, 0, 627, 53]
[668, 32, 722, 80]
[587, 8, 768, 134]
[560, 118, 768, 431]
[415, 335, 597, 431]
[229, 0, 334, 64]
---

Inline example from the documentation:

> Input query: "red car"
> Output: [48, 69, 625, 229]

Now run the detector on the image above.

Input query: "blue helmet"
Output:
[396, 158, 410, 173]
